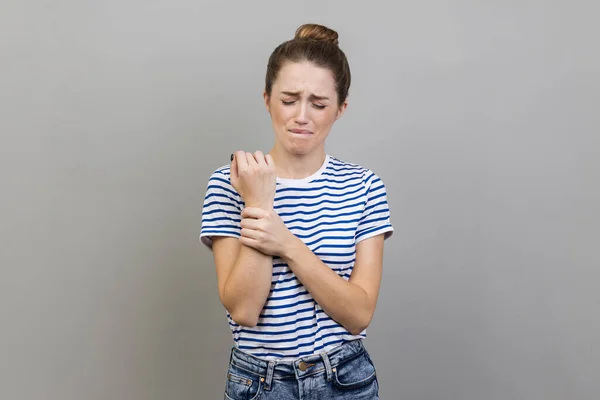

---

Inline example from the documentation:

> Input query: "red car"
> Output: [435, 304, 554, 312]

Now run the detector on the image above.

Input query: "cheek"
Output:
[313, 110, 338, 128]
[271, 105, 293, 124]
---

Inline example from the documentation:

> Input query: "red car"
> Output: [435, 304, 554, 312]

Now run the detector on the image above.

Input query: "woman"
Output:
[200, 23, 393, 399]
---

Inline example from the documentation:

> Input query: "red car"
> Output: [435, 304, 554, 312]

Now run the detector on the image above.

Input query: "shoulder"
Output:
[203, 164, 241, 202]
[208, 163, 232, 181]
[206, 164, 237, 191]
[327, 155, 383, 185]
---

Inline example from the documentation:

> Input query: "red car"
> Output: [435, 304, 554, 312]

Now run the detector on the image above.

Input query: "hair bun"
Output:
[294, 23, 339, 46]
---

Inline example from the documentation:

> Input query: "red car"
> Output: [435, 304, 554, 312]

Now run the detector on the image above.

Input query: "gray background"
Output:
[1, 1, 598, 399]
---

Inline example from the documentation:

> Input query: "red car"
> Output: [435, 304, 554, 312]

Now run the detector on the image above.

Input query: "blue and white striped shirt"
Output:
[200, 154, 394, 360]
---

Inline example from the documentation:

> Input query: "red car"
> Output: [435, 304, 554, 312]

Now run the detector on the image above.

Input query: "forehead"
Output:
[274, 61, 336, 95]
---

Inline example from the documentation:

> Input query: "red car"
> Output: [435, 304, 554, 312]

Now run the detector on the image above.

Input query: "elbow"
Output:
[232, 313, 259, 328]
[347, 310, 374, 335]
[348, 324, 368, 336]
[228, 307, 260, 328]
[219, 291, 260, 327]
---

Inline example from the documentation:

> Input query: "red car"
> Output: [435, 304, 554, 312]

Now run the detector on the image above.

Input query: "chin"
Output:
[285, 145, 312, 155]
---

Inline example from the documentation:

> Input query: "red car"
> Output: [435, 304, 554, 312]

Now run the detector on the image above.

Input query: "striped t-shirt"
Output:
[199, 154, 394, 360]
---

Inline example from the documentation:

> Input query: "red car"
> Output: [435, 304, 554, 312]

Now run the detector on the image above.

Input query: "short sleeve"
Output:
[199, 168, 243, 250]
[355, 170, 394, 243]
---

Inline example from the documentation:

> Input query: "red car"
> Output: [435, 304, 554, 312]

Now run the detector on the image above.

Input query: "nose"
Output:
[294, 102, 309, 125]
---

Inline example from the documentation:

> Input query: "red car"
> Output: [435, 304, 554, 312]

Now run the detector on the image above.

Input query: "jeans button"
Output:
[298, 361, 307, 371]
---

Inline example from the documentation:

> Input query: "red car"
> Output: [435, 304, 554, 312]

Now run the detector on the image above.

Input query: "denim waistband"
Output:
[229, 339, 367, 390]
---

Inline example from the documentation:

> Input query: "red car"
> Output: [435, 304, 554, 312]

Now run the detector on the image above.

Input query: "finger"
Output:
[265, 154, 275, 168]
[230, 153, 238, 179]
[245, 152, 257, 167]
[253, 150, 267, 166]
[241, 207, 267, 219]
[234, 150, 248, 170]
[240, 228, 261, 240]
[240, 217, 260, 229]
[239, 236, 261, 251]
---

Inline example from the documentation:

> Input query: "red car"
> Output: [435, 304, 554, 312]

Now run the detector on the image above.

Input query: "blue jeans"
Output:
[224, 339, 380, 399]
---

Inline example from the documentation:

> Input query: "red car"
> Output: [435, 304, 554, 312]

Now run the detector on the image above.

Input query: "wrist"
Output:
[245, 201, 273, 210]
[281, 234, 302, 261]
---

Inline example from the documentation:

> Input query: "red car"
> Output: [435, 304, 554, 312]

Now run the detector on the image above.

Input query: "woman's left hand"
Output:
[239, 207, 297, 257]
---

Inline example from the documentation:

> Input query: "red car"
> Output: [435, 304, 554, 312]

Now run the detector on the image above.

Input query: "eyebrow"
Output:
[280, 91, 330, 101]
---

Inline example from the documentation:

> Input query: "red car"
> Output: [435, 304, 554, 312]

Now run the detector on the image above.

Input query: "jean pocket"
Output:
[332, 351, 378, 392]
[224, 365, 263, 400]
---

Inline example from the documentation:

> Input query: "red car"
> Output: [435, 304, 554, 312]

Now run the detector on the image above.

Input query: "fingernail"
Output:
[230, 153, 234, 161]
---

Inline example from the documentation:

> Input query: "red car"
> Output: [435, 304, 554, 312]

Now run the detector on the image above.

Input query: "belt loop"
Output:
[264, 361, 276, 390]
[321, 352, 333, 382]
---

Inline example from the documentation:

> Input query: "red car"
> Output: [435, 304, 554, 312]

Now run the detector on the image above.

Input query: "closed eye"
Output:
[281, 100, 327, 110]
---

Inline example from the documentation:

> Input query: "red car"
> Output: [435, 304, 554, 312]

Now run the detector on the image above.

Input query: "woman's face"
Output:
[264, 61, 347, 156]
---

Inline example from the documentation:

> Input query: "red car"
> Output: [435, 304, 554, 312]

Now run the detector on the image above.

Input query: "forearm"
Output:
[222, 244, 272, 327]
[281, 237, 374, 335]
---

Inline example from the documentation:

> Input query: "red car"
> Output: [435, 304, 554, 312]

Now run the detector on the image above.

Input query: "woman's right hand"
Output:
[230, 150, 276, 210]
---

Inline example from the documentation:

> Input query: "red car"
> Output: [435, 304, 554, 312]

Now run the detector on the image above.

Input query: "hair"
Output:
[265, 23, 351, 107]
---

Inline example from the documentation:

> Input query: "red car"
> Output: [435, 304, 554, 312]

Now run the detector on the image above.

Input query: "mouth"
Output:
[289, 129, 313, 135]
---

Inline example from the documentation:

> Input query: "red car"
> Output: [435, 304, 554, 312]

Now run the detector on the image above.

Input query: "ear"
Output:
[263, 91, 271, 113]
[335, 100, 348, 120]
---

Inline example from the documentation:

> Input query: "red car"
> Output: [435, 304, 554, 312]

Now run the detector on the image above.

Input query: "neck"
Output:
[269, 144, 326, 180]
